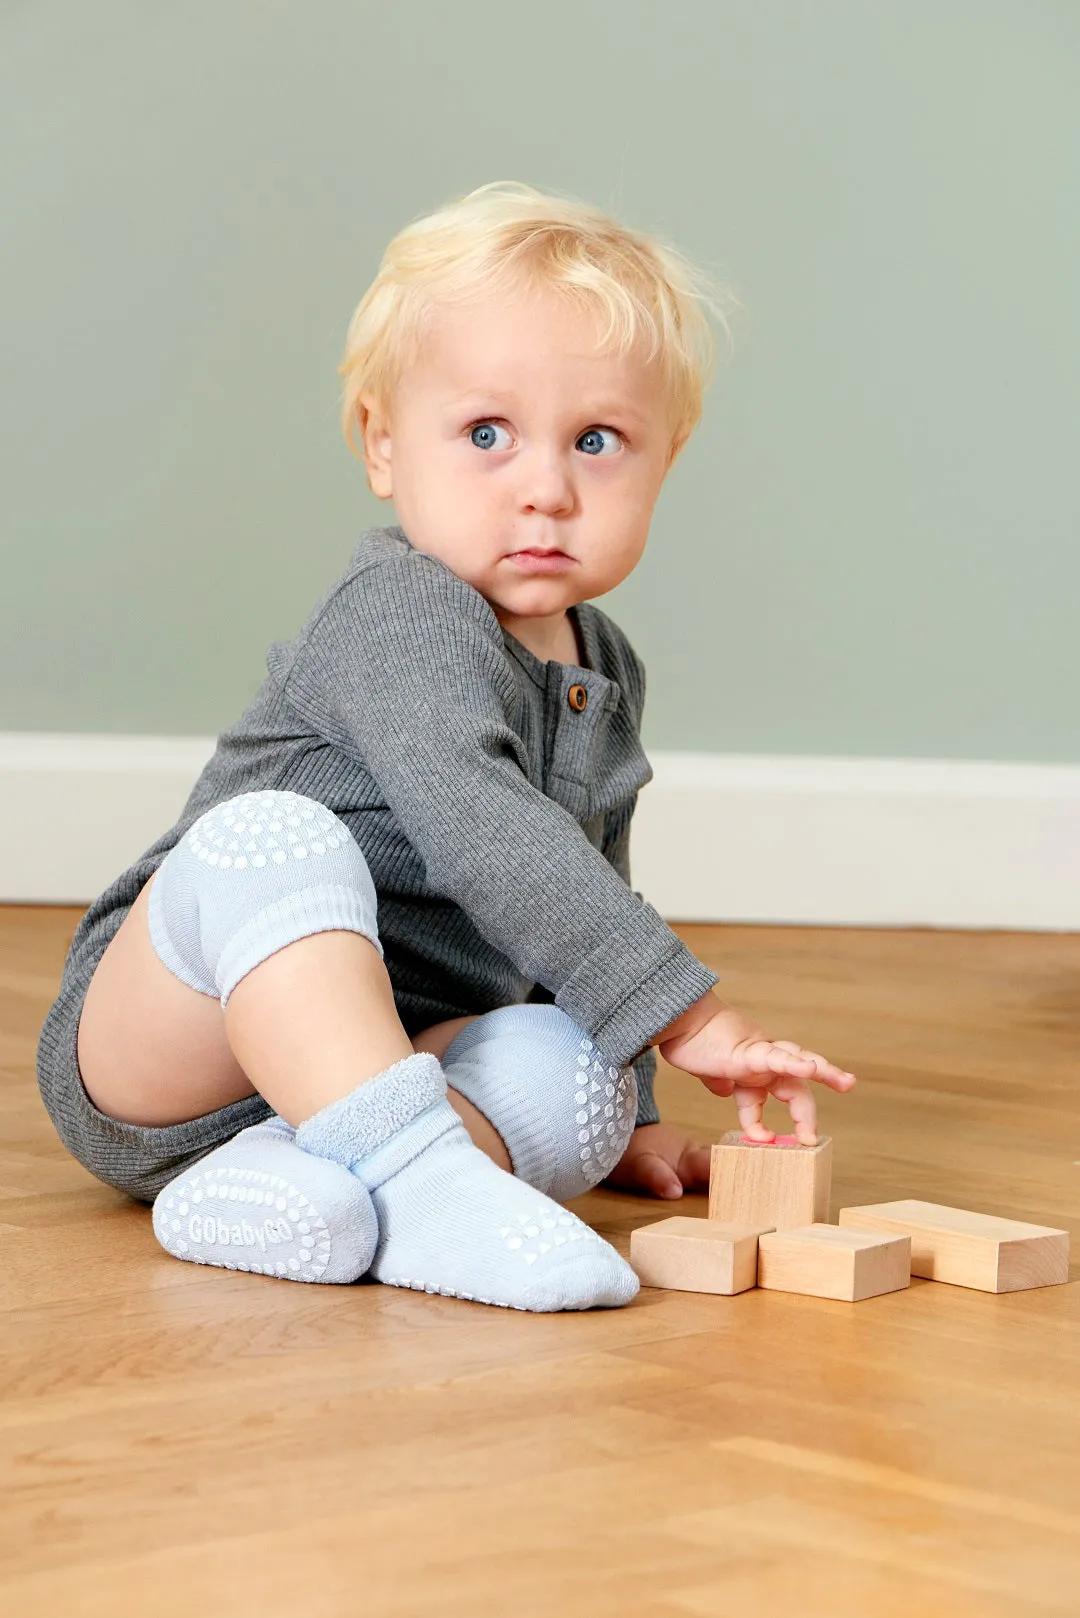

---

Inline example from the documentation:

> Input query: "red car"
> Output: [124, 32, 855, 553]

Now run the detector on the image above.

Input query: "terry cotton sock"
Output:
[152, 1116, 378, 1283]
[295, 1052, 639, 1312]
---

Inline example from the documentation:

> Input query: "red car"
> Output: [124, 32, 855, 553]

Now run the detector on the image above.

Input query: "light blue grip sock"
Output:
[295, 1052, 639, 1312]
[151, 1117, 378, 1283]
[440, 1004, 638, 1202]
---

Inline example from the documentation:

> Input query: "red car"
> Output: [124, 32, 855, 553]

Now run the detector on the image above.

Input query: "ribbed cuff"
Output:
[554, 900, 719, 1066]
[217, 882, 384, 1007]
[631, 1047, 660, 1127]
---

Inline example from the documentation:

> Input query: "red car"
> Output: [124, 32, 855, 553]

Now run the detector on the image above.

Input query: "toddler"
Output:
[37, 181, 856, 1312]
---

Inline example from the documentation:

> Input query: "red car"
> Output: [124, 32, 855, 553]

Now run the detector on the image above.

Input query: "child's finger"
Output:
[733, 1088, 776, 1142]
[797, 1052, 858, 1093]
[631, 1151, 685, 1199]
[765, 1042, 857, 1093]
[734, 1040, 812, 1080]
[766, 1048, 818, 1078]
[677, 1143, 713, 1191]
[772, 1077, 819, 1146]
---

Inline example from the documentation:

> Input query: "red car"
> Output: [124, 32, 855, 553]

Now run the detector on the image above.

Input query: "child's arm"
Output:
[599, 654, 855, 1183]
[279, 549, 718, 1070]
[598, 796, 661, 1125]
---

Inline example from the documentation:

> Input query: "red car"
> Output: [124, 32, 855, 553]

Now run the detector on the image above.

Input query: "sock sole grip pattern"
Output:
[381, 1208, 608, 1307]
[153, 1164, 333, 1281]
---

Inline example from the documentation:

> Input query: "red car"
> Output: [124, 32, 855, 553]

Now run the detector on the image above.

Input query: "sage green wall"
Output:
[2, 0, 1076, 761]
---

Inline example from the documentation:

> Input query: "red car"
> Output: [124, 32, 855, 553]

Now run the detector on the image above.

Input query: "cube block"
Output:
[757, 1223, 911, 1301]
[709, 1132, 832, 1229]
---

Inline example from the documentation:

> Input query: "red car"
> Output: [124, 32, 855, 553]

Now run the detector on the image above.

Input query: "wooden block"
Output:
[838, 1200, 1070, 1293]
[757, 1224, 911, 1301]
[630, 1217, 773, 1295]
[709, 1132, 832, 1229]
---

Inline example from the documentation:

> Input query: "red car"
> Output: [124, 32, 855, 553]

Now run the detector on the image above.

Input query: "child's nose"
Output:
[514, 443, 575, 513]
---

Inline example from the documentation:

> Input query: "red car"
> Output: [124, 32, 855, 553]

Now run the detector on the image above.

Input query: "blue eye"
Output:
[577, 427, 621, 456]
[469, 422, 512, 451]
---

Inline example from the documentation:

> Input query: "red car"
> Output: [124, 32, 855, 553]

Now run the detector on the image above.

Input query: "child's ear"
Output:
[665, 430, 689, 473]
[357, 392, 393, 500]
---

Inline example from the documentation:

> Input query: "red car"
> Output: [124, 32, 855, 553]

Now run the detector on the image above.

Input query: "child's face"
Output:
[359, 287, 679, 644]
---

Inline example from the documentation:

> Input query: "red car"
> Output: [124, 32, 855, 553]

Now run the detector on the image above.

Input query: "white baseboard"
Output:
[2, 734, 1077, 929]
[630, 752, 1079, 930]
[1, 733, 219, 909]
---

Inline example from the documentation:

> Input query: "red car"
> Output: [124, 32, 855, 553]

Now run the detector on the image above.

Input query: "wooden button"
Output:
[568, 684, 588, 712]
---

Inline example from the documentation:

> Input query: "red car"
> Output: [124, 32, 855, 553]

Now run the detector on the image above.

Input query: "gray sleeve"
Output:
[281, 550, 718, 1066]
[629, 1047, 660, 1127]
[600, 794, 662, 1125]
[526, 802, 661, 1126]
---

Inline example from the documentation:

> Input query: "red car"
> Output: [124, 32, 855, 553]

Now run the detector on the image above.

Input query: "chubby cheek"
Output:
[418, 443, 501, 510]
[395, 450, 507, 565]
[598, 482, 652, 549]
[449, 464, 521, 549]
[394, 443, 468, 523]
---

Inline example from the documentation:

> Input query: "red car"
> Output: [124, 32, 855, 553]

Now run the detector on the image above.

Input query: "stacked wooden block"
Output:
[629, 1129, 1071, 1303]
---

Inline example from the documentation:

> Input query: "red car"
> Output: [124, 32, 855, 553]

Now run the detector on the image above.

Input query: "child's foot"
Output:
[296, 1053, 639, 1312]
[366, 1116, 637, 1310]
[151, 1117, 377, 1283]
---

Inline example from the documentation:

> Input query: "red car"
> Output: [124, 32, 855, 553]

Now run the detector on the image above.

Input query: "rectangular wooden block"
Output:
[757, 1224, 911, 1301]
[709, 1132, 832, 1229]
[837, 1200, 1070, 1293]
[630, 1217, 773, 1295]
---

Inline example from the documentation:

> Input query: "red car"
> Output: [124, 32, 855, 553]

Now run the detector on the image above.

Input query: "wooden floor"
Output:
[2, 907, 1079, 1617]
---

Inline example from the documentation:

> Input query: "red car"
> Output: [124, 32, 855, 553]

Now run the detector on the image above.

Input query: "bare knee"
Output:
[411, 1014, 481, 1061]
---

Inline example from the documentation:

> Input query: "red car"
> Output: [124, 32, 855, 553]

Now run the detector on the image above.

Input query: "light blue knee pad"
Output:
[442, 1003, 638, 1203]
[148, 790, 383, 1007]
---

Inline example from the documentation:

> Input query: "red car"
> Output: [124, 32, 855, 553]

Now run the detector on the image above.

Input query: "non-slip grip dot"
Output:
[188, 790, 349, 870]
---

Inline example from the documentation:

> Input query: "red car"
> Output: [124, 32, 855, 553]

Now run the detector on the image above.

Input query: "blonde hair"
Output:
[338, 180, 739, 463]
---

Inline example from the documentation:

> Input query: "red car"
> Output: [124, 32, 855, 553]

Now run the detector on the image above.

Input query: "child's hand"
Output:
[658, 1004, 856, 1146]
[602, 1122, 711, 1200]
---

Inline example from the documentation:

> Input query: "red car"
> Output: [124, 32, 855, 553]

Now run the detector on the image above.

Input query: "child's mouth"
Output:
[505, 550, 575, 573]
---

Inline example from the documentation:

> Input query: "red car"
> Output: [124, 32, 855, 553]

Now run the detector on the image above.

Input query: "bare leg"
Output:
[101, 868, 637, 1307]
[225, 930, 511, 1168]
[77, 874, 511, 1168]
[223, 929, 415, 1121]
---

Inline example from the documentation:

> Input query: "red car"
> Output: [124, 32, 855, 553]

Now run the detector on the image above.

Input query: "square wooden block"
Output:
[630, 1217, 772, 1295]
[757, 1223, 912, 1301]
[709, 1132, 832, 1229]
[838, 1200, 1070, 1293]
